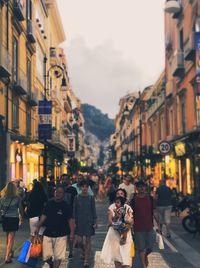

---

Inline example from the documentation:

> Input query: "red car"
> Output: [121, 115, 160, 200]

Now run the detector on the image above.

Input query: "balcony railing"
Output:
[13, 0, 25, 21]
[27, 91, 38, 106]
[52, 130, 67, 148]
[27, 19, 36, 43]
[0, 44, 12, 78]
[13, 69, 27, 95]
[172, 50, 184, 77]
[148, 92, 165, 119]
[184, 32, 195, 61]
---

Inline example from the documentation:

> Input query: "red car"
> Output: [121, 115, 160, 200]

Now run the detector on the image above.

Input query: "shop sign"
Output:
[38, 100, 52, 140]
[158, 141, 171, 155]
[174, 142, 186, 157]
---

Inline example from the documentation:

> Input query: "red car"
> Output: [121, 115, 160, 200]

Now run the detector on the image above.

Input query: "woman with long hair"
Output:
[0, 182, 24, 263]
[26, 181, 48, 239]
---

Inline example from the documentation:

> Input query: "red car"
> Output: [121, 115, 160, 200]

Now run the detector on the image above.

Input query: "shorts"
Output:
[29, 217, 45, 236]
[43, 236, 67, 261]
[2, 217, 19, 232]
[134, 231, 155, 251]
[157, 206, 172, 225]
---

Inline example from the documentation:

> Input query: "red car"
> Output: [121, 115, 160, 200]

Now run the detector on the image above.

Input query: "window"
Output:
[179, 29, 184, 51]
[13, 37, 18, 82]
[27, 59, 31, 93]
[160, 115, 164, 140]
[181, 100, 186, 133]
[169, 109, 174, 136]
[26, 108, 31, 137]
[12, 97, 19, 129]
[26, 0, 32, 20]
[36, 44, 44, 82]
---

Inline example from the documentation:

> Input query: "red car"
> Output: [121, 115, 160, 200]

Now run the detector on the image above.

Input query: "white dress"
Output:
[101, 203, 133, 266]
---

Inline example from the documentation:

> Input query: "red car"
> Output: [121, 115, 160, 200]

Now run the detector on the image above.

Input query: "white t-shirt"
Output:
[118, 183, 135, 201]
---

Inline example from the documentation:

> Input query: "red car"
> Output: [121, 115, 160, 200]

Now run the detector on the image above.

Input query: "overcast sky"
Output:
[57, 0, 165, 119]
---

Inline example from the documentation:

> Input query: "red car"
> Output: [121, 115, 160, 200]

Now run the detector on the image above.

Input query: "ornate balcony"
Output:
[0, 44, 11, 78]
[13, 0, 25, 21]
[164, 0, 181, 14]
[51, 130, 67, 150]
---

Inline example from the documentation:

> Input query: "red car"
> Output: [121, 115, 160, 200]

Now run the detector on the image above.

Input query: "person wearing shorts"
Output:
[130, 181, 155, 268]
[35, 186, 75, 268]
[156, 179, 172, 238]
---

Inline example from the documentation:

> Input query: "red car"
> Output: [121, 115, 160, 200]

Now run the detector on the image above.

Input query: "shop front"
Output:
[10, 141, 43, 187]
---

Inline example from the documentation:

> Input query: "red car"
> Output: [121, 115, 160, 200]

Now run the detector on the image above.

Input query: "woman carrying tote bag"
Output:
[0, 182, 24, 263]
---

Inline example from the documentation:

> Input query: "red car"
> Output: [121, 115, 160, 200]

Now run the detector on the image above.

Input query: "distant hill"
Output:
[81, 103, 115, 142]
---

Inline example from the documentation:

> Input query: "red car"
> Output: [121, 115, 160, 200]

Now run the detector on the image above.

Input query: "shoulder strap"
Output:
[2, 198, 13, 216]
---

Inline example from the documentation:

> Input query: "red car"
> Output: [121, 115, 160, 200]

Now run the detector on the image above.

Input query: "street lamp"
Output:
[42, 55, 67, 179]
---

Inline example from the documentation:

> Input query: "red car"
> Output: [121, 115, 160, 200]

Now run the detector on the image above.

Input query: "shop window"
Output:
[12, 97, 19, 130]
[179, 29, 184, 51]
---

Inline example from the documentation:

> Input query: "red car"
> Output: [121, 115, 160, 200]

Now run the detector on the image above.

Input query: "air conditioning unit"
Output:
[164, 0, 181, 14]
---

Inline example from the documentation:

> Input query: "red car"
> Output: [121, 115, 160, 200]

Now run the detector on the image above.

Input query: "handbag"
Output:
[0, 198, 13, 223]
[29, 237, 42, 258]
[18, 240, 38, 267]
[156, 232, 165, 250]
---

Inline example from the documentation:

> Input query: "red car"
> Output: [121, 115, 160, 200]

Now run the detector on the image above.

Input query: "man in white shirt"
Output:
[118, 176, 135, 201]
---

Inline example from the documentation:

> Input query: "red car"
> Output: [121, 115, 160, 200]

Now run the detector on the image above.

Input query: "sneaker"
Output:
[68, 253, 73, 259]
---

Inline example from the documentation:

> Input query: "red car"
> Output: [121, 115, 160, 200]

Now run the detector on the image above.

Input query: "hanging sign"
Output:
[38, 100, 52, 139]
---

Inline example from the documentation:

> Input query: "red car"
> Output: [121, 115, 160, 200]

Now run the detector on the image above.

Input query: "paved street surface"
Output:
[0, 200, 200, 267]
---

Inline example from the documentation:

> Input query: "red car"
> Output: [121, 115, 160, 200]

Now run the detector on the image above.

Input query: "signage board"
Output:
[158, 141, 171, 155]
[38, 100, 52, 140]
[195, 32, 200, 95]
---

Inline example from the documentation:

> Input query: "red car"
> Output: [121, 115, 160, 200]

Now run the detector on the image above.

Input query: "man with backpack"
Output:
[130, 181, 155, 268]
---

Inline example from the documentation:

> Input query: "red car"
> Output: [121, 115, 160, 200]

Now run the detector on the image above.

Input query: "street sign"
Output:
[38, 100, 52, 140]
[158, 141, 171, 155]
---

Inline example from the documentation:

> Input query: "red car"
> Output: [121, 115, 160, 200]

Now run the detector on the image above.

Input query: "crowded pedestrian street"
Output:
[0, 198, 200, 268]
[1, 0, 200, 267]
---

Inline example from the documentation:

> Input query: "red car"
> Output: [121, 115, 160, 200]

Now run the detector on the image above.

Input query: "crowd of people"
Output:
[0, 173, 173, 268]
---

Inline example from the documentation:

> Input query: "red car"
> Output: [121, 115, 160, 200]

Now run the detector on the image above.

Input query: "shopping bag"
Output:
[156, 232, 164, 250]
[130, 240, 135, 257]
[18, 240, 32, 264]
[30, 237, 42, 258]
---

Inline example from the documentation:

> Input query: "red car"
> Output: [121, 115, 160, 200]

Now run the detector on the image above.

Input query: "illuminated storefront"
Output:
[10, 141, 43, 187]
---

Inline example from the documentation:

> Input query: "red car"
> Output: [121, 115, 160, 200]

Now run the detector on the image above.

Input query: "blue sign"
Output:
[38, 100, 52, 140]
[195, 32, 200, 77]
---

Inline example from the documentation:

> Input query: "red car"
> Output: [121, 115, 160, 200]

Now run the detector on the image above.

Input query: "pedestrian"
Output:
[0, 182, 24, 263]
[107, 177, 118, 204]
[73, 179, 97, 267]
[72, 175, 94, 196]
[119, 175, 135, 202]
[130, 181, 155, 268]
[156, 179, 172, 238]
[35, 186, 75, 268]
[101, 192, 133, 268]
[26, 181, 48, 239]
[60, 174, 78, 259]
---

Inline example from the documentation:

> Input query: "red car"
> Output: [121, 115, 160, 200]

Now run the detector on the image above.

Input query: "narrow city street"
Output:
[0, 200, 200, 268]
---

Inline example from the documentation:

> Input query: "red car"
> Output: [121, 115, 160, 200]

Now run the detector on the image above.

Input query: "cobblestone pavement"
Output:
[0, 200, 200, 267]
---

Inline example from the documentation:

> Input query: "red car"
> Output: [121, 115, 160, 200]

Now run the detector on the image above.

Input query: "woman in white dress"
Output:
[101, 191, 133, 268]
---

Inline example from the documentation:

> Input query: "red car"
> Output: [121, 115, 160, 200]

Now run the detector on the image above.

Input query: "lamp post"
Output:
[42, 55, 67, 179]
[139, 91, 144, 179]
